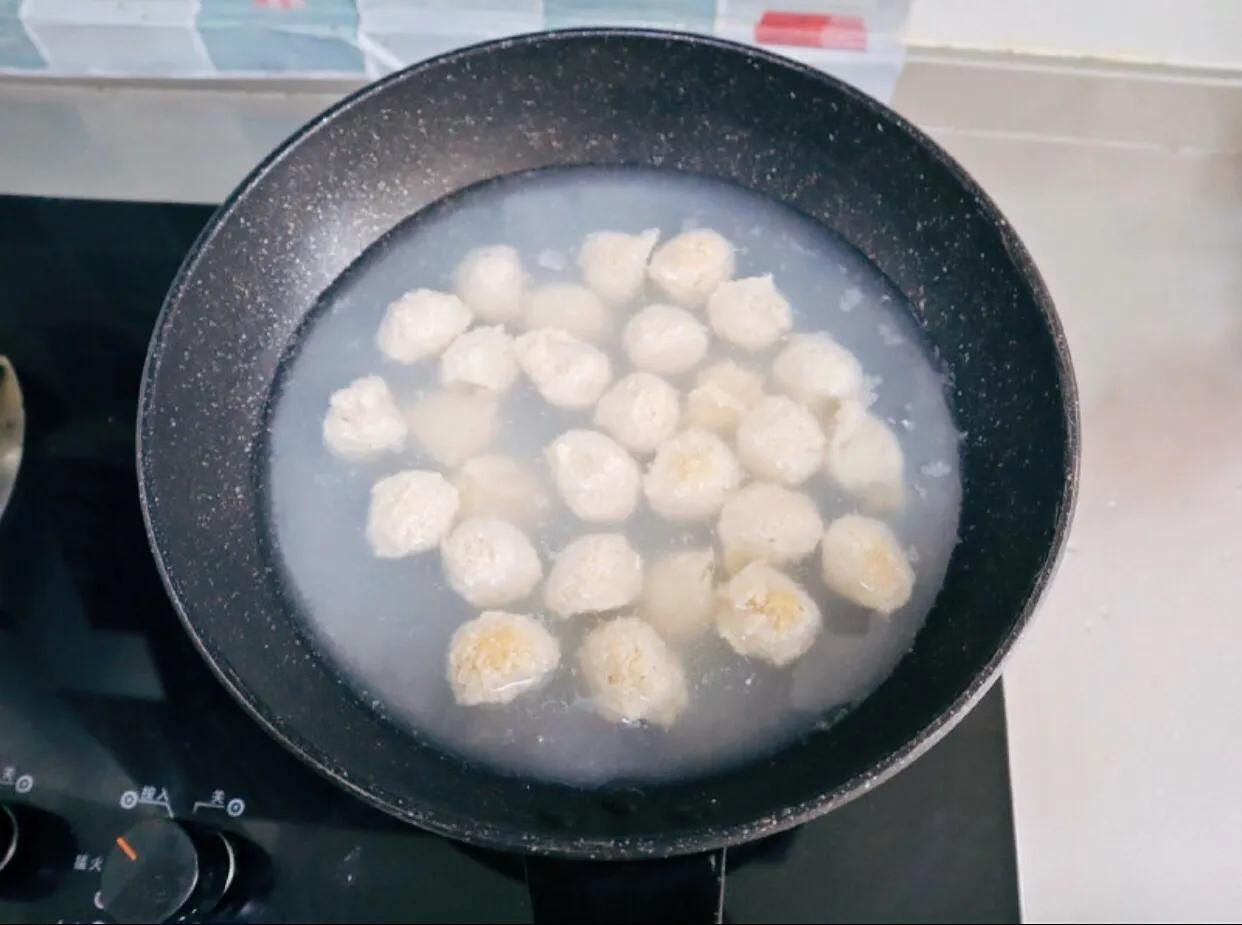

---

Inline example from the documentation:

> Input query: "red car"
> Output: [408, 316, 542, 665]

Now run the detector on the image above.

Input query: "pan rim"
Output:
[137, 26, 1080, 859]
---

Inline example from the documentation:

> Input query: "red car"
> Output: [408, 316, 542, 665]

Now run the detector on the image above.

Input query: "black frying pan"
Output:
[138, 28, 1077, 920]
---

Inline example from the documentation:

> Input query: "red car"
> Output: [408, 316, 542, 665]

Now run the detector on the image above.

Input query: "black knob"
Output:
[0, 805, 17, 874]
[98, 818, 235, 924]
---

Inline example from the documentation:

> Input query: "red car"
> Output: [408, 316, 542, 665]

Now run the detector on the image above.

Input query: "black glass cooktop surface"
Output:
[0, 196, 1019, 924]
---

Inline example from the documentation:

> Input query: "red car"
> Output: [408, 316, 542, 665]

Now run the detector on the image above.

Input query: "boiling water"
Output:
[267, 167, 961, 785]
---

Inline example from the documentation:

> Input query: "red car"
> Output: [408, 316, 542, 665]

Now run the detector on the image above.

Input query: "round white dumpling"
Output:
[407, 389, 498, 468]
[716, 561, 822, 666]
[593, 372, 681, 456]
[375, 288, 473, 364]
[643, 428, 741, 521]
[447, 611, 560, 706]
[772, 332, 863, 410]
[452, 245, 525, 322]
[454, 454, 551, 526]
[579, 616, 688, 727]
[647, 229, 735, 306]
[824, 401, 906, 511]
[577, 228, 660, 305]
[642, 548, 715, 642]
[820, 514, 914, 615]
[736, 395, 825, 486]
[622, 304, 709, 376]
[544, 533, 643, 618]
[439, 325, 518, 394]
[441, 516, 542, 608]
[514, 328, 613, 409]
[717, 482, 823, 572]
[545, 429, 641, 523]
[322, 375, 407, 461]
[684, 360, 764, 435]
[523, 282, 611, 343]
[706, 275, 793, 351]
[366, 470, 459, 558]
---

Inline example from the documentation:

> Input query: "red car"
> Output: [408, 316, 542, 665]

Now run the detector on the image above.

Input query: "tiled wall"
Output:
[2, 0, 910, 92]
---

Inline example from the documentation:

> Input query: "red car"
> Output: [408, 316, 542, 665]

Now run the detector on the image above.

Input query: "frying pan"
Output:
[138, 28, 1078, 921]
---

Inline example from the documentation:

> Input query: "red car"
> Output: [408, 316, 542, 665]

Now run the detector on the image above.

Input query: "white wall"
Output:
[907, 0, 1242, 71]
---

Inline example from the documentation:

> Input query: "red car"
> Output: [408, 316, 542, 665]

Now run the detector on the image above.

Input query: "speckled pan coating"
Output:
[138, 29, 1078, 859]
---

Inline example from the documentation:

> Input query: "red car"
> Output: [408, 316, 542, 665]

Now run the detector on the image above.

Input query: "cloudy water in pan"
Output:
[266, 166, 962, 785]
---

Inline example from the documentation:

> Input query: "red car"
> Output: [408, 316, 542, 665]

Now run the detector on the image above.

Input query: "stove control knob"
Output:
[98, 818, 235, 924]
[0, 805, 17, 874]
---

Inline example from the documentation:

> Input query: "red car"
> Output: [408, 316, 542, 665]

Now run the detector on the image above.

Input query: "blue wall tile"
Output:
[197, 0, 364, 73]
[544, 0, 715, 30]
[0, 1, 44, 70]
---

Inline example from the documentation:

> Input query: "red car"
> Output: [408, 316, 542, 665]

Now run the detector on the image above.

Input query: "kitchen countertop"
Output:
[1, 50, 1239, 922]
[894, 54, 1242, 923]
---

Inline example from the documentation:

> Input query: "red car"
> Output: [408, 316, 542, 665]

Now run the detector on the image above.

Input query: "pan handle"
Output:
[525, 848, 726, 924]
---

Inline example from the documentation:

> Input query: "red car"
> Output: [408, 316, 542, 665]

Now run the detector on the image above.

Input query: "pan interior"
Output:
[264, 165, 963, 786]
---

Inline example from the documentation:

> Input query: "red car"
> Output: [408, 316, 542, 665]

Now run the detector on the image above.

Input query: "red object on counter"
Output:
[755, 11, 868, 51]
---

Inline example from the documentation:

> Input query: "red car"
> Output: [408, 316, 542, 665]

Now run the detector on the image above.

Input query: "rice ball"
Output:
[514, 328, 613, 409]
[684, 360, 764, 435]
[717, 482, 823, 573]
[454, 454, 551, 526]
[375, 288, 473, 364]
[366, 470, 460, 559]
[447, 611, 560, 706]
[322, 375, 407, 462]
[736, 395, 825, 486]
[577, 228, 660, 305]
[706, 275, 793, 352]
[579, 616, 688, 727]
[441, 516, 542, 608]
[593, 372, 681, 456]
[642, 548, 716, 642]
[772, 332, 863, 410]
[544, 533, 643, 618]
[823, 401, 906, 511]
[647, 229, 735, 306]
[643, 428, 741, 521]
[440, 325, 518, 394]
[522, 282, 611, 343]
[716, 561, 822, 666]
[820, 514, 914, 615]
[407, 390, 498, 468]
[545, 429, 641, 523]
[452, 245, 525, 322]
[622, 304, 709, 376]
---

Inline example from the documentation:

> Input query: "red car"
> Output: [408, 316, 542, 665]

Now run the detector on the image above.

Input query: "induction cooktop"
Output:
[0, 195, 1019, 924]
